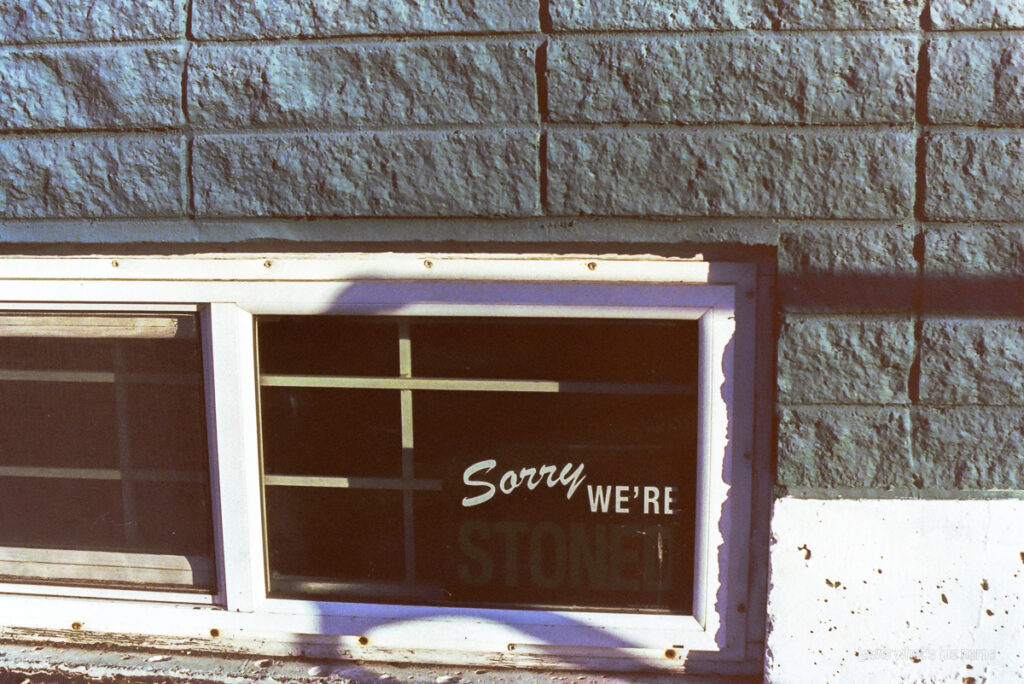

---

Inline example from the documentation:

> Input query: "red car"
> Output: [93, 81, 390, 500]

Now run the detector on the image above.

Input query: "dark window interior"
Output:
[0, 313, 216, 591]
[259, 316, 699, 614]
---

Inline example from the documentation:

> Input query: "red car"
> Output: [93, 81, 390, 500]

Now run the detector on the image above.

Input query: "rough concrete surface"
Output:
[769, 0, 924, 28]
[925, 226, 1024, 279]
[0, 136, 184, 218]
[776, 406, 913, 488]
[912, 407, 1024, 489]
[191, 0, 538, 39]
[0, 47, 185, 131]
[0, 216, 782, 246]
[550, 0, 924, 29]
[549, 35, 916, 124]
[548, 130, 915, 218]
[776, 316, 914, 403]
[930, 35, 1024, 125]
[920, 318, 1024, 405]
[931, 0, 1024, 28]
[0, 0, 183, 44]
[925, 132, 1024, 221]
[188, 42, 537, 128]
[549, 0, 769, 30]
[193, 132, 539, 217]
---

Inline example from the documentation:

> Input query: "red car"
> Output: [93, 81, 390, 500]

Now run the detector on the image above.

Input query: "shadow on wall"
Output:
[779, 271, 1024, 315]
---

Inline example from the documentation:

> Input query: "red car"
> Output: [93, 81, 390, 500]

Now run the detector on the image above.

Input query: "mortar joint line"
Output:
[183, 0, 196, 219]
[536, 0, 552, 215]
[908, 1, 931, 441]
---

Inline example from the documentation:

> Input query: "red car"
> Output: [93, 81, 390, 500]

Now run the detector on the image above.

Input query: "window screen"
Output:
[0, 313, 215, 591]
[258, 316, 698, 614]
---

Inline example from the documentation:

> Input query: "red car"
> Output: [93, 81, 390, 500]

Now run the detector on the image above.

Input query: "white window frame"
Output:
[0, 253, 758, 671]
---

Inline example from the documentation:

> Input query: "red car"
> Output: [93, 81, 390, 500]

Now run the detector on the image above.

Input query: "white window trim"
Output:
[0, 253, 758, 672]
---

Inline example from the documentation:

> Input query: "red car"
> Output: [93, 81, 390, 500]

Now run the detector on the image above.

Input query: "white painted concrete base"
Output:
[766, 498, 1024, 683]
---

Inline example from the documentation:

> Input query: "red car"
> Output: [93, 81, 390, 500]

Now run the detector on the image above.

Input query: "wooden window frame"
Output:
[0, 253, 759, 671]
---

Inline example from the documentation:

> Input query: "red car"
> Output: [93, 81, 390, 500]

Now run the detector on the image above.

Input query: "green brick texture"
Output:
[1, 0, 1023, 496]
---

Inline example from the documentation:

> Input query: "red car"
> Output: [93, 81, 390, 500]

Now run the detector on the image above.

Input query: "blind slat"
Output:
[0, 315, 194, 339]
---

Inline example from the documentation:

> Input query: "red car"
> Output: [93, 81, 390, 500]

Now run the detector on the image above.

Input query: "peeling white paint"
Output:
[0, 641, 757, 684]
[766, 498, 1024, 683]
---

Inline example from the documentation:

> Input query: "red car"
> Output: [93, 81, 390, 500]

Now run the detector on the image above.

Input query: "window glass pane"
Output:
[0, 478, 127, 549]
[0, 337, 115, 372]
[261, 388, 402, 478]
[0, 382, 119, 469]
[125, 383, 209, 472]
[411, 318, 696, 384]
[0, 312, 215, 592]
[258, 315, 697, 614]
[415, 391, 696, 613]
[132, 481, 216, 557]
[266, 488, 406, 593]
[259, 316, 398, 376]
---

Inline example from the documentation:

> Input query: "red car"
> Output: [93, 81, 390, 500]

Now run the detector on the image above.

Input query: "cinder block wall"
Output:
[3, 0, 1024, 681]
[0, 0, 924, 235]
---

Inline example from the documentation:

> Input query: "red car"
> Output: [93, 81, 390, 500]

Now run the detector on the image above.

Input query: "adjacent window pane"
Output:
[125, 383, 209, 472]
[0, 313, 215, 592]
[0, 478, 127, 549]
[0, 382, 119, 469]
[0, 337, 117, 372]
[258, 316, 698, 614]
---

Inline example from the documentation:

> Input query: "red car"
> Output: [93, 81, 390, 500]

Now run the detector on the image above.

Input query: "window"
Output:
[0, 254, 762, 672]
[0, 311, 214, 591]
[258, 315, 698, 613]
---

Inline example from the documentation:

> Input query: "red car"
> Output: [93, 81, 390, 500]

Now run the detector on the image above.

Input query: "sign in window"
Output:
[258, 316, 698, 614]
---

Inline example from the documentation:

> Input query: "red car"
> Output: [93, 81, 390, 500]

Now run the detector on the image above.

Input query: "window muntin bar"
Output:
[0, 369, 198, 384]
[0, 466, 204, 482]
[398, 320, 418, 583]
[264, 475, 442, 490]
[260, 374, 693, 395]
